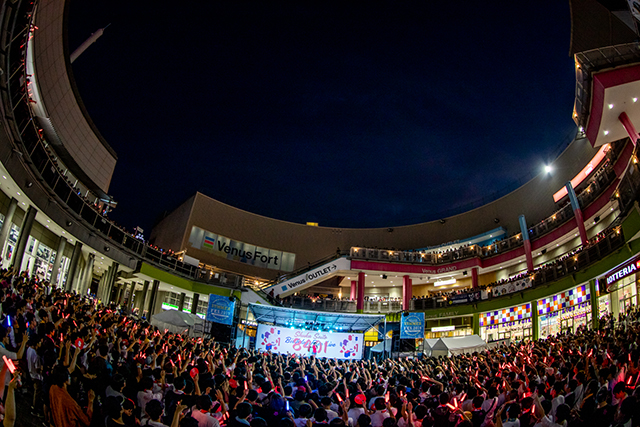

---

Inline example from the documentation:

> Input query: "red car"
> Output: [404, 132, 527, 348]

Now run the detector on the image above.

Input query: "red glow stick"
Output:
[336, 393, 343, 403]
[3, 356, 15, 374]
[446, 403, 456, 410]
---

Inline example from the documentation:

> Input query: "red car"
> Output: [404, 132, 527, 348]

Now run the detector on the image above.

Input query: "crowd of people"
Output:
[0, 266, 638, 427]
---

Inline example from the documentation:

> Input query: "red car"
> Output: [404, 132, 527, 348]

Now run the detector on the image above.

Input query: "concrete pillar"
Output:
[177, 292, 186, 311]
[127, 282, 136, 310]
[472, 313, 480, 335]
[471, 267, 479, 289]
[106, 262, 119, 303]
[0, 198, 17, 263]
[64, 242, 83, 292]
[565, 182, 589, 247]
[10, 205, 37, 271]
[619, 112, 639, 145]
[402, 275, 412, 311]
[81, 254, 94, 295]
[357, 271, 365, 313]
[50, 237, 67, 287]
[518, 215, 534, 273]
[139, 280, 150, 312]
[532, 300, 539, 340]
[148, 280, 160, 320]
[350, 280, 357, 301]
[191, 292, 200, 314]
[590, 279, 599, 329]
[97, 266, 110, 302]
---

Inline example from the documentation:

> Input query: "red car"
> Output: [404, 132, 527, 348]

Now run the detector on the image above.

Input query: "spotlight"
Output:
[66, 221, 72, 226]
[104, 246, 110, 252]
[544, 165, 552, 174]
[26, 181, 33, 188]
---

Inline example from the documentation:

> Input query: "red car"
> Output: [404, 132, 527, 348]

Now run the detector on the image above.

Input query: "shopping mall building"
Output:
[1, 0, 640, 350]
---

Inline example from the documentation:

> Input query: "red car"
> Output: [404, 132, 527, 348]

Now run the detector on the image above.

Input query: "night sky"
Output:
[67, 1, 577, 235]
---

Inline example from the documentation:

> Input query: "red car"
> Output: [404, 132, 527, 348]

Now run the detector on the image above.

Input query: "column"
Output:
[106, 262, 119, 303]
[10, 205, 37, 271]
[532, 300, 539, 341]
[64, 242, 83, 292]
[178, 292, 186, 311]
[0, 198, 17, 263]
[97, 266, 110, 302]
[350, 280, 357, 301]
[619, 112, 639, 146]
[472, 313, 480, 335]
[518, 215, 534, 273]
[127, 282, 136, 310]
[50, 237, 66, 287]
[402, 275, 412, 311]
[147, 279, 160, 320]
[565, 182, 589, 247]
[589, 279, 599, 329]
[356, 271, 365, 313]
[190, 293, 200, 314]
[114, 284, 124, 305]
[471, 267, 479, 289]
[139, 280, 150, 312]
[81, 254, 95, 295]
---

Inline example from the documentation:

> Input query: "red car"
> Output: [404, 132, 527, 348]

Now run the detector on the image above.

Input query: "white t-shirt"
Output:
[191, 410, 221, 427]
[370, 410, 390, 427]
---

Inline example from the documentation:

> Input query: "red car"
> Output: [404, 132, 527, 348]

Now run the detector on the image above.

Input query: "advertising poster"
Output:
[400, 312, 425, 339]
[255, 324, 363, 359]
[206, 294, 235, 325]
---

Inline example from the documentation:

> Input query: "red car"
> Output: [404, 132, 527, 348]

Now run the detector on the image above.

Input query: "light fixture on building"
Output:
[434, 278, 456, 286]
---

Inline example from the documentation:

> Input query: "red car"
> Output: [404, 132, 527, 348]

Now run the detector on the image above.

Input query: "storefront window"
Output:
[479, 303, 532, 342]
[537, 284, 591, 337]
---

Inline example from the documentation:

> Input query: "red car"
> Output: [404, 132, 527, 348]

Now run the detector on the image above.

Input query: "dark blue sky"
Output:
[68, 1, 577, 234]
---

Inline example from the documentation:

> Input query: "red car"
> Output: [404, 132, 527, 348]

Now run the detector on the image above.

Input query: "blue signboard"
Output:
[400, 312, 425, 339]
[206, 294, 235, 325]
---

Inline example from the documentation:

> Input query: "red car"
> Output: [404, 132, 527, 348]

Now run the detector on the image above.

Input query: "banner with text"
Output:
[255, 324, 363, 359]
[266, 257, 351, 297]
[189, 226, 296, 271]
[400, 312, 425, 339]
[206, 294, 235, 325]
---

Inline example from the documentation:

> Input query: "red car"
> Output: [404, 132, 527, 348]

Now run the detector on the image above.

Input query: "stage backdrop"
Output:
[256, 324, 364, 359]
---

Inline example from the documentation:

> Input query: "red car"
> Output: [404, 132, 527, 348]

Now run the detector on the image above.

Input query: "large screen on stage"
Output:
[256, 324, 364, 360]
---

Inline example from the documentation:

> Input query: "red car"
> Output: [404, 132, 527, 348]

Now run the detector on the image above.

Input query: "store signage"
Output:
[256, 324, 363, 359]
[400, 312, 425, 339]
[266, 257, 351, 297]
[350, 258, 480, 275]
[605, 258, 640, 290]
[189, 226, 296, 271]
[424, 311, 459, 319]
[205, 294, 235, 325]
[431, 325, 455, 332]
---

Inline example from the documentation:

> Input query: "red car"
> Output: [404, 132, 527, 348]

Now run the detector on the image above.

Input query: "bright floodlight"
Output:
[544, 165, 552, 174]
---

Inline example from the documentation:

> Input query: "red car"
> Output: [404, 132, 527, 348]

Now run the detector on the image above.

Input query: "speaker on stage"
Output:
[399, 339, 415, 352]
[210, 322, 232, 343]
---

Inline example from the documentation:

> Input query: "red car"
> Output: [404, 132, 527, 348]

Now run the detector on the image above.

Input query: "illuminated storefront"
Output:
[599, 255, 640, 318]
[425, 316, 473, 339]
[479, 303, 532, 342]
[537, 284, 591, 337]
